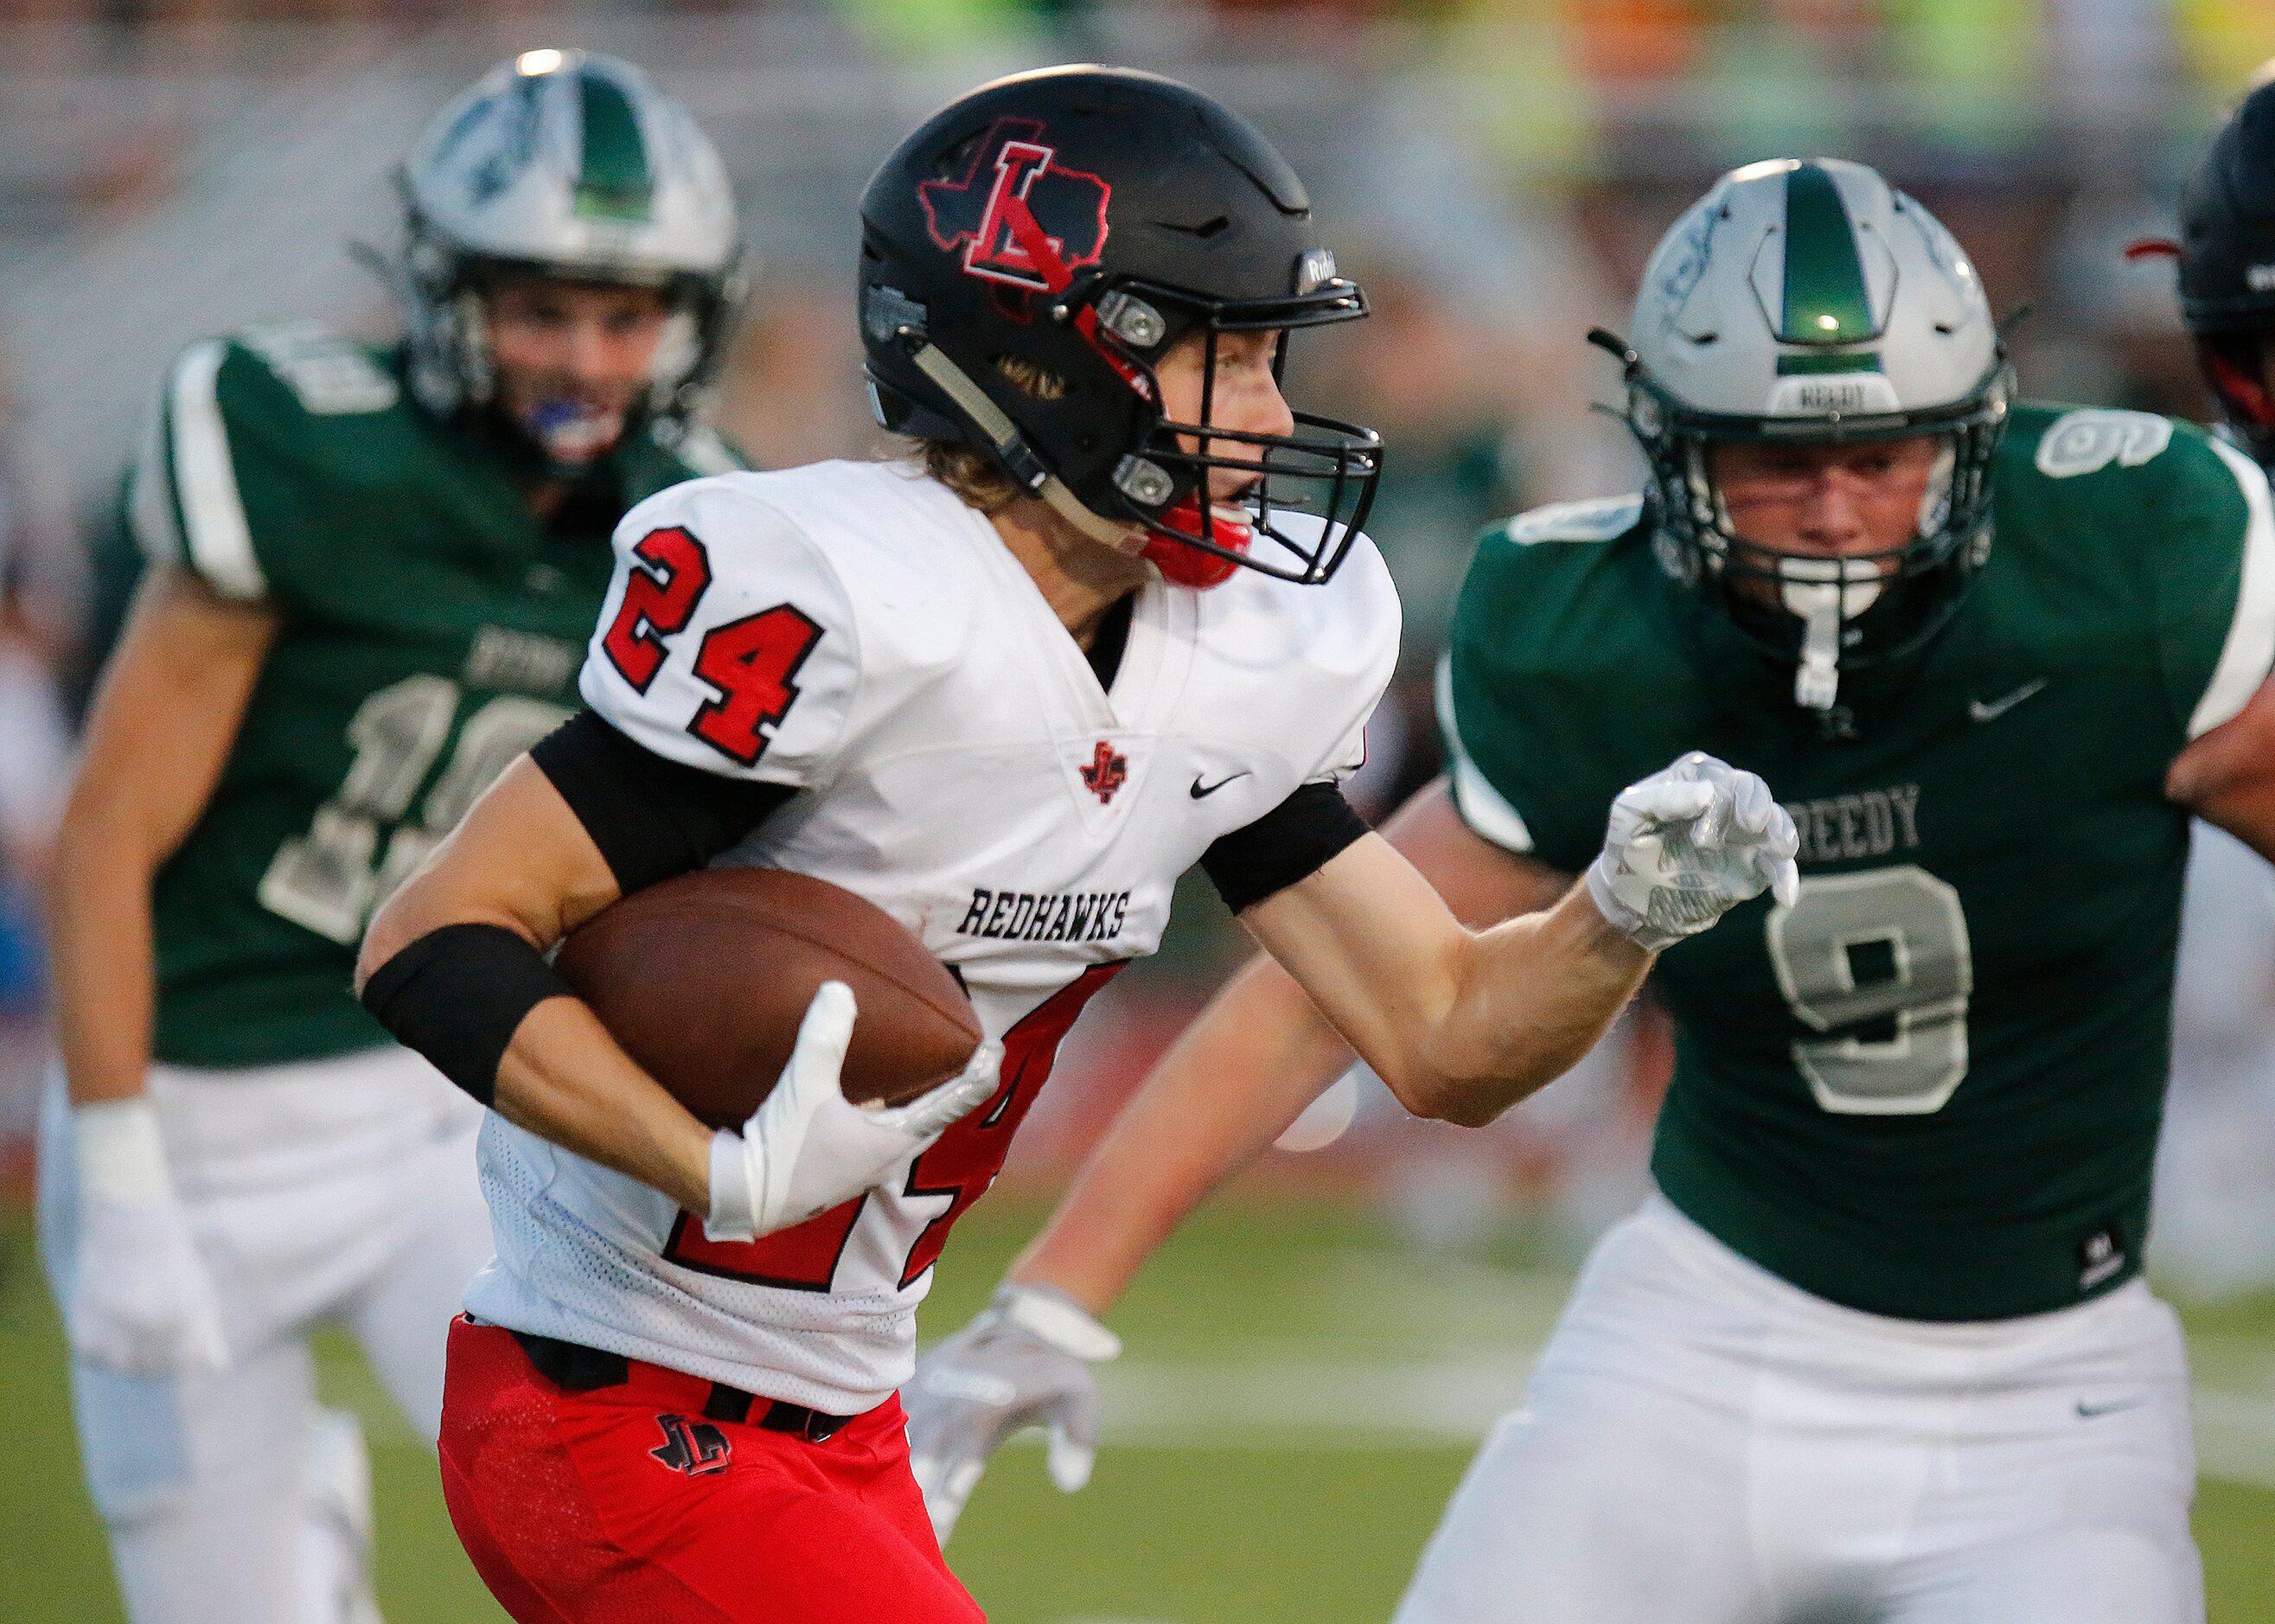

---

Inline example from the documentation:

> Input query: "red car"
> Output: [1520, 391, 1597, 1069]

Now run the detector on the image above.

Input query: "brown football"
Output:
[554, 866, 981, 1127]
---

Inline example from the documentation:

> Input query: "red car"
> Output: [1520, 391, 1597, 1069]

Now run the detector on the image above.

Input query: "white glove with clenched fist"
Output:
[1586, 751, 1800, 952]
[706, 981, 1001, 1243]
[65, 1097, 231, 1380]
[905, 1283, 1122, 1544]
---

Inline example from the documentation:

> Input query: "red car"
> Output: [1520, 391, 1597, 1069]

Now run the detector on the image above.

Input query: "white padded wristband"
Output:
[704, 1128, 760, 1242]
[73, 1097, 176, 1205]
[997, 1283, 1122, 1364]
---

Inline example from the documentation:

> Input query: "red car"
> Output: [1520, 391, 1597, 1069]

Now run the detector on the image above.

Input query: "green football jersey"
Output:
[114, 319, 739, 1070]
[1442, 402, 2275, 1322]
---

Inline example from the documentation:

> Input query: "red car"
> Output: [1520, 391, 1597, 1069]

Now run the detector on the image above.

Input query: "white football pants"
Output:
[37, 1047, 494, 1624]
[1396, 1195, 2202, 1624]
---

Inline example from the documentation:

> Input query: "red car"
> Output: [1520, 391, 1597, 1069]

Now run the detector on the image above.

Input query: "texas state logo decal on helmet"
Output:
[917, 119, 1111, 295]
[860, 67, 1382, 589]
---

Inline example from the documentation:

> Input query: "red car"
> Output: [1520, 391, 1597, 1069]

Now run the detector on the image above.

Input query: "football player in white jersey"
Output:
[355, 67, 1798, 1624]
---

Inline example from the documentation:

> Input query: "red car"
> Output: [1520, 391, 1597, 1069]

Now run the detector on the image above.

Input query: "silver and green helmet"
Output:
[396, 49, 743, 462]
[1599, 158, 2010, 713]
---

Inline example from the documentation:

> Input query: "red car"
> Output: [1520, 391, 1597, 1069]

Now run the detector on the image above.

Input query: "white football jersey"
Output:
[465, 458, 1400, 1411]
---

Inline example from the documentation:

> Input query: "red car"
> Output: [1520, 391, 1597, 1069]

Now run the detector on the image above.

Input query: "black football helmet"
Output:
[858, 65, 1382, 588]
[2176, 77, 2275, 467]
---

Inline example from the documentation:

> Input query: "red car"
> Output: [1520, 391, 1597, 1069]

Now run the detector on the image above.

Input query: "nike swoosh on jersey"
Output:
[1969, 679, 2048, 724]
[2074, 1396, 2147, 1418]
[1190, 771, 1251, 799]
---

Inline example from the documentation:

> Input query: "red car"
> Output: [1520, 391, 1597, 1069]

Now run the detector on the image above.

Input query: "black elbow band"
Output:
[360, 924, 573, 1106]
[1199, 780, 1372, 915]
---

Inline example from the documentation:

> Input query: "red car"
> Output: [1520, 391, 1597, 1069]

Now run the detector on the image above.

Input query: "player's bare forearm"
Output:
[1010, 781, 1573, 1313]
[1009, 950, 1355, 1314]
[49, 822, 162, 1107]
[1248, 787, 1620, 1131]
[359, 758, 621, 965]
[359, 757, 716, 1212]
[491, 999, 716, 1213]
[52, 568, 277, 1104]
[2171, 673, 2275, 859]
[1250, 821, 1646, 1128]
[1417, 885, 1651, 1124]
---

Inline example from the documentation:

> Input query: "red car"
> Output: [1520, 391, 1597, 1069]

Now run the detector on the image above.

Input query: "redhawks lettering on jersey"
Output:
[482, 460, 1398, 1413]
[957, 887, 1130, 943]
[917, 118, 1111, 294]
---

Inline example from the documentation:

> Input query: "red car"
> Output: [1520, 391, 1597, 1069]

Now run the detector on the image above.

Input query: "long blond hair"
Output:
[905, 355, 1069, 514]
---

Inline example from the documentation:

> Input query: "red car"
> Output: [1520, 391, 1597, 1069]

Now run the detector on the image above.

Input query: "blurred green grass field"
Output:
[4, 1198, 2273, 1623]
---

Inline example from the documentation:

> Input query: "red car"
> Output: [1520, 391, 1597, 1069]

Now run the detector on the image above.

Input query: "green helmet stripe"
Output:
[1775, 350, 1883, 375]
[1780, 163, 1874, 345]
[574, 69, 653, 222]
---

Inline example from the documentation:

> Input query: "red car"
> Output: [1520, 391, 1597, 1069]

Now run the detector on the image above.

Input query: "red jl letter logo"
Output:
[649, 1413, 732, 1477]
[1079, 741, 1128, 804]
[917, 119, 1112, 295]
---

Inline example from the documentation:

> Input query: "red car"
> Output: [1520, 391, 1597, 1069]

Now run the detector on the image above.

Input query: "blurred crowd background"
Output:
[5, 0, 2275, 1288]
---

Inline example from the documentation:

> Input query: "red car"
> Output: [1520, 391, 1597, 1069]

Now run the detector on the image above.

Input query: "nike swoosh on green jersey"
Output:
[1968, 679, 2048, 724]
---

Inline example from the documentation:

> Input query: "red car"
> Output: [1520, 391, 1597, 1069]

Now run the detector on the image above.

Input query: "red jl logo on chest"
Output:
[1079, 740, 1128, 803]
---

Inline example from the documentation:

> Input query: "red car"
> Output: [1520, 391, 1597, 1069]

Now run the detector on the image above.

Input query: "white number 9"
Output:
[1765, 866, 1974, 1116]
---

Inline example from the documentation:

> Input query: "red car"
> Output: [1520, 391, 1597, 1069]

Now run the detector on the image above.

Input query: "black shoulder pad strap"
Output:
[531, 710, 796, 896]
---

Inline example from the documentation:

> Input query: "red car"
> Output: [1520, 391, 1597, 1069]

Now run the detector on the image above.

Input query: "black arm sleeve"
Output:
[529, 710, 796, 895]
[1198, 780, 1372, 916]
[360, 924, 572, 1106]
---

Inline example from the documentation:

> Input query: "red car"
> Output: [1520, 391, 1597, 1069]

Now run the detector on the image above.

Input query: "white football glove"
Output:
[705, 981, 1001, 1242]
[906, 1283, 1122, 1544]
[1586, 751, 1800, 952]
[64, 1097, 231, 1380]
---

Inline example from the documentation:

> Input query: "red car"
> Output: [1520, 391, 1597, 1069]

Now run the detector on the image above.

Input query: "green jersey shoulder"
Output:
[120, 320, 739, 1071]
[1439, 401, 2275, 1321]
[1445, 403, 2269, 869]
[127, 321, 406, 602]
[128, 320, 741, 611]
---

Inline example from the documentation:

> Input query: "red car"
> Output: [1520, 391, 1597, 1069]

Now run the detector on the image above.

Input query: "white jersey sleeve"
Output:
[578, 474, 860, 788]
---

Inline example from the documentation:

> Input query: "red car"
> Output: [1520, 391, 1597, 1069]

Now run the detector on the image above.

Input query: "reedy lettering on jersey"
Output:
[463, 626, 580, 696]
[957, 887, 1132, 943]
[1782, 783, 1921, 866]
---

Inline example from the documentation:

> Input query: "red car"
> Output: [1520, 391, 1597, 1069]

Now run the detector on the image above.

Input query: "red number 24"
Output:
[662, 963, 1127, 1292]
[598, 526, 822, 767]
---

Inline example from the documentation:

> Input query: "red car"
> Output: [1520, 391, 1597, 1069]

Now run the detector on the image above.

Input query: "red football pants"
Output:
[438, 1317, 986, 1623]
